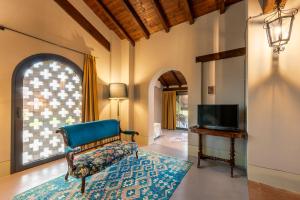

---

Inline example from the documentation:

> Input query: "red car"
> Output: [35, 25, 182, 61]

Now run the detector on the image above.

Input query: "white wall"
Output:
[0, 0, 122, 177]
[215, 57, 246, 167]
[154, 81, 162, 124]
[202, 62, 215, 104]
[133, 0, 246, 160]
[118, 40, 135, 131]
[201, 56, 246, 167]
[247, 0, 300, 193]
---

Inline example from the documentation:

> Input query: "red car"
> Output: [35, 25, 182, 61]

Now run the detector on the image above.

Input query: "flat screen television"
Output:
[198, 104, 239, 131]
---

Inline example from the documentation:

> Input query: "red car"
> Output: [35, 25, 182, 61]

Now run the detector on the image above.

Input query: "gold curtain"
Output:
[82, 54, 99, 122]
[162, 91, 176, 130]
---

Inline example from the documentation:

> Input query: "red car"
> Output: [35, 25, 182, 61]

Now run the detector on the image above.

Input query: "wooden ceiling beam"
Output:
[195, 47, 246, 63]
[152, 0, 170, 32]
[262, 0, 288, 14]
[224, 0, 244, 7]
[122, 0, 150, 39]
[220, 0, 226, 14]
[84, 0, 243, 41]
[182, 0, 194, 24]
[218, 0, 244, 14]
[171, 71, 182, 86]
[163, 87, 188, 92]
[159, 76, 168, 87]
[97, 0, 135, 46]
[54, 0, 110, 51]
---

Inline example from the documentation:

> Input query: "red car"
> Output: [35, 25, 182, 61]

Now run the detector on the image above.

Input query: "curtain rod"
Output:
[0, 25, 99, 58]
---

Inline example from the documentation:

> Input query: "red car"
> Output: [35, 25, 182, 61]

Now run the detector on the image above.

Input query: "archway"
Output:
[148, 68, 188, 149]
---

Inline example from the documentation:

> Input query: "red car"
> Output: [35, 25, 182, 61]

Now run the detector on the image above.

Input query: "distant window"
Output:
[176, 93, 188, 129]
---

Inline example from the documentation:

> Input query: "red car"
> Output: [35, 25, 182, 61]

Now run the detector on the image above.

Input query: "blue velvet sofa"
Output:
[56, 119, 139, 193]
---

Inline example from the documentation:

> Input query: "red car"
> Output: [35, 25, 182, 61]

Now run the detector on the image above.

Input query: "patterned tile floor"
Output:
[0, 129, 248, 200]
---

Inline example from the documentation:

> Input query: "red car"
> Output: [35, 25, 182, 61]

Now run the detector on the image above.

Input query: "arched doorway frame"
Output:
[147, 67, 189, 144]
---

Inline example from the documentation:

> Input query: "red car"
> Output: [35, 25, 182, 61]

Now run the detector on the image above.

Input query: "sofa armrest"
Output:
[65, 146, 74, 154]
[64, 146, 76, 170]
[56, 129, 76, 170]
[120, 130, 139, 142]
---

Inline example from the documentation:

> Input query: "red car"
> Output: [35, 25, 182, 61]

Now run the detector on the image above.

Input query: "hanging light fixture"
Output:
[264, 0, 298, 53]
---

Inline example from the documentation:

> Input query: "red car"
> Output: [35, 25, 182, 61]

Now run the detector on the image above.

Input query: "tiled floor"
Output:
[0, 129, 248, 199]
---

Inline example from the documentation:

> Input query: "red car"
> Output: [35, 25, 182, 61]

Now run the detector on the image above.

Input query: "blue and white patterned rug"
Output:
[14, 150, 192, 200]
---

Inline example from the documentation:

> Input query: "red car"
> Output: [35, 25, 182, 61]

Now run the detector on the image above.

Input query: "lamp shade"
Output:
[108, 83, 128, 99]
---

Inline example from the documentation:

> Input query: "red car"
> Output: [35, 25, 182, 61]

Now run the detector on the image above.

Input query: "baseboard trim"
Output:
[248, 164, 300, 193]
[248, 180, 300, 200]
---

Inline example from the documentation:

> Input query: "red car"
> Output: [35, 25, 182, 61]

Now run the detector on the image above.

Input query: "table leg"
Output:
[230, 137, 235, 177]
[197, 134, 202, 168]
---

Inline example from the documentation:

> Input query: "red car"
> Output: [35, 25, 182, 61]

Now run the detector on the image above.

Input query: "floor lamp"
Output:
[108, 83, 128, 120]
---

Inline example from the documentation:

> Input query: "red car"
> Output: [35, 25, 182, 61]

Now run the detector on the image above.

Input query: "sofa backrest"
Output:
[61, 119, 120, 148]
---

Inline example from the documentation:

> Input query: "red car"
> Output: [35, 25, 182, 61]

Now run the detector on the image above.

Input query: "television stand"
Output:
[190, 127, 246, 177]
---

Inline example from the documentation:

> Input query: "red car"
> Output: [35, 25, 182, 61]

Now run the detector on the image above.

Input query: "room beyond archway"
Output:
[151, 70, 188, 152]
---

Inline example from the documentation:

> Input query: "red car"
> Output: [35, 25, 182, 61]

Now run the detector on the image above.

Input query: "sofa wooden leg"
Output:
[136, 151, 138, 159]
[65, 171, 69, 181]
[81, 177, 86, 193]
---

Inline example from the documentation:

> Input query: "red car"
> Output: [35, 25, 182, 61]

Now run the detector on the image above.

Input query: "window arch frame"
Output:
[11, 53, 83, 173]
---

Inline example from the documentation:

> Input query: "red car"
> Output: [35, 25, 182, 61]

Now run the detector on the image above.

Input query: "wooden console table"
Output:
[190, 127, 246, 177]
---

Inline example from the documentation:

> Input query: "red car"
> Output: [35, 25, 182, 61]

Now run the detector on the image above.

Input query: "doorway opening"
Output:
[151, 70, 188, 152]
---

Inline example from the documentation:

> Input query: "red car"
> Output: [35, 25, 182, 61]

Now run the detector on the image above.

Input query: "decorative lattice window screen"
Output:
[22, 60, 82, 164]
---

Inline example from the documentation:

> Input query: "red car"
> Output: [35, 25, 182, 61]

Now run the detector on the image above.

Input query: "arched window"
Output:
[12, 54, 82, 172]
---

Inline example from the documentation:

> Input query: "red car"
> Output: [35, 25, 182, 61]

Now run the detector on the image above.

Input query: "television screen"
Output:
[198, 104, 239, 131]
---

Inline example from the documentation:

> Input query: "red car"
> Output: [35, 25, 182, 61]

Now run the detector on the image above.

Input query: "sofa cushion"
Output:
[70, 140, 138, 178]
